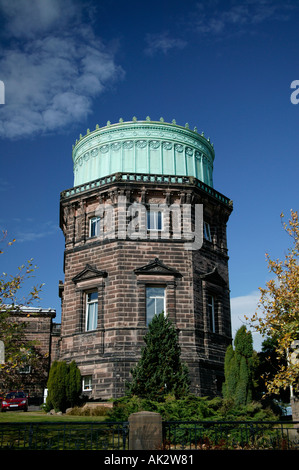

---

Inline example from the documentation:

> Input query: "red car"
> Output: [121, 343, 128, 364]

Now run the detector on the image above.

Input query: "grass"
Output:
[0, 410, 107, 423]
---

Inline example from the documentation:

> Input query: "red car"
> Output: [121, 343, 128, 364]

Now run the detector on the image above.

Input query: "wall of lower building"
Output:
[1, 310, 55, 403]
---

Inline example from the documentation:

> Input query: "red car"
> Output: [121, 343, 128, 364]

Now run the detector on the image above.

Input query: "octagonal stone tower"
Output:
[58, 117, 233, 399]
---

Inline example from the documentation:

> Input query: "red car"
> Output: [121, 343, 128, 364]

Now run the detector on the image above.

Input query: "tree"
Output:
[222, 326, 255, 406]
[46, 361, 68, 412]
[248, 210, 299, 395]
[128, 313, 190, 401]
[46, 360, 82, 412]
[66, 360, 82, 407]
[0, 233, 44, 393]
[253, 337, 289, 403]
[223, 344, 237, 400]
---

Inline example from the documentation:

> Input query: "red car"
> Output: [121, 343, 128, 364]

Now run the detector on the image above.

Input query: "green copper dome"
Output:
[72, 117, 215, 188]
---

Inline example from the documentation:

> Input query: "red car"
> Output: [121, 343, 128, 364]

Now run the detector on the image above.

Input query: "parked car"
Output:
[0, 391, 28, 412]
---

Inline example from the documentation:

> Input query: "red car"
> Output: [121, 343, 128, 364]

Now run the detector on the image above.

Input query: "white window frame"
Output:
[207, 294, 216, 333]
[204, 221, 212, 242]
[89, 216, 101, 238]
[146, 286, 166, 326]
[147, 210, 163, 231]
[82, 375, 92, 391]
[19, 365, 31, 374]
[86, 291, 98, 331]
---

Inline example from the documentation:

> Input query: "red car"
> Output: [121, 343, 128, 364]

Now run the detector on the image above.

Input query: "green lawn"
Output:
[0, 410, 107, 423]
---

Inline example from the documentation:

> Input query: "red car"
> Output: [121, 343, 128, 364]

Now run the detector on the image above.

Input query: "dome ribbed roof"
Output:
[72, 118, 215, 187]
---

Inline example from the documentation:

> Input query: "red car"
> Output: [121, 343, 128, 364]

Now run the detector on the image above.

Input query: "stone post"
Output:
[0, 340, 4, 364]
[291, 397, 299, 427]
[128, 411, 163, 450]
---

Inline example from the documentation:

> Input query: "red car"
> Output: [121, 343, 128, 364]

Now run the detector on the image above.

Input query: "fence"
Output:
[0, 419, 298, 450]
[163, 420, 299, 450]
[0, 421, 129, 450]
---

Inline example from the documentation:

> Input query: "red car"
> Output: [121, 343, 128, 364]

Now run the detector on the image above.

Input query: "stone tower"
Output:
[58, 117, 233, 399]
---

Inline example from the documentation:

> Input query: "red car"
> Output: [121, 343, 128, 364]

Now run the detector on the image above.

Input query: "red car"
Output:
[0, 391, 28, 412]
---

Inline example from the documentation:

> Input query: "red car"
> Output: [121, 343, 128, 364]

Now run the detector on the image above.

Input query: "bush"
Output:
[67, 406, 110, 417]
[46, 360, 82, 412]
[106, 394, 279, 422]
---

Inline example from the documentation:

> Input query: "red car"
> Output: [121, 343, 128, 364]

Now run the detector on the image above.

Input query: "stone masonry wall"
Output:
[58, 180, 232, 399]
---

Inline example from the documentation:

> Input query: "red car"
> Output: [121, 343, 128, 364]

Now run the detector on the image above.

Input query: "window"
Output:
[19, 348, 31, 374]
[204, 221, 212, 242]
[86, 291, 98, 331]
[207, 294, 216, 332]
[146, 287, 165, 326]
[82, 375, 92, 391]
[89, 216, 100, 237]
[19, 365, 31, 374]
[147, 211, 163, 231]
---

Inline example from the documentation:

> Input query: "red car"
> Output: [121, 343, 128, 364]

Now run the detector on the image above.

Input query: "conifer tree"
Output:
[46, 360, 81, 412]
[128, 313, 190, 401]
[66, 360, 82, 407]
[222, 344, 237, 399]
[46, 361, 68, 411]
[222, 326, 254, 406]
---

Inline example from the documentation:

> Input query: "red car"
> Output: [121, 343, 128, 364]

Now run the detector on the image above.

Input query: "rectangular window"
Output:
[204, 221, 212, 242]
[86, 291, 98, 331]
[82, 375, 92, 391]
[147, 211, 163, 231]
[89, 216, 100, 237]
[207, 294, 216, 332]
[146, 287, 165, 326]
[19, 365, 31, 374]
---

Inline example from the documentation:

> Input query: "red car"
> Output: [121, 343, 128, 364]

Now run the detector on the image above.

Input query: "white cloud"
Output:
[194, 0, 296, 36]
[230, 290, 264, 351]
[144, 32, 187, 56]
[15, 220, 60, 243]
[0, 0, 124, 139]
[0, 0, 72, 38]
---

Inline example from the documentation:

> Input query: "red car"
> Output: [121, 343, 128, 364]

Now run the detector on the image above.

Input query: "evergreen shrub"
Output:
[128, 313, 190, 401]
[107, 394, 278, 422]
[45, 360, 82, 412]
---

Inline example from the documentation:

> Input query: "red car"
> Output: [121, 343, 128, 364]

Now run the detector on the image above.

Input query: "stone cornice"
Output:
[60, 172, 233, 208]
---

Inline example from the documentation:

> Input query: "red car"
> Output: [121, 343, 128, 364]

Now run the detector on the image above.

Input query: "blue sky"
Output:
[0, 0, 298, 350]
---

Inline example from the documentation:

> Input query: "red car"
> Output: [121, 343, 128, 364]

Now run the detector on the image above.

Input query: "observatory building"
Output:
[58, 117, 233, 399]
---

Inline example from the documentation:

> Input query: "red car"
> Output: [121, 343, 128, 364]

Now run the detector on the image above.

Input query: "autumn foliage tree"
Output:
[248, 210, 299, 396]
